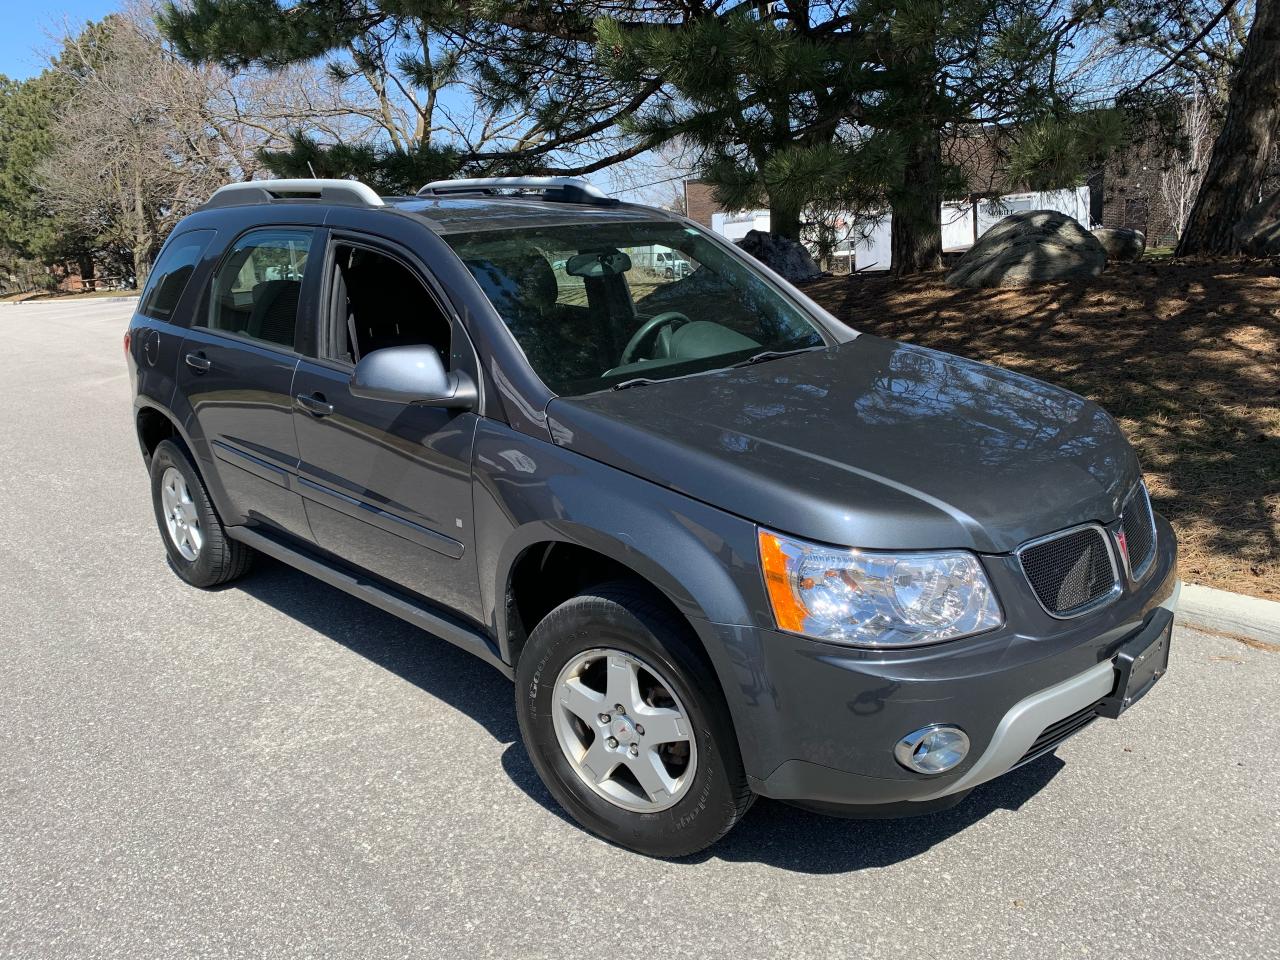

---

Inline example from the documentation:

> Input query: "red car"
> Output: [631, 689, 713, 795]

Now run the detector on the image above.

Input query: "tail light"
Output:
[123, 330, 131, 355]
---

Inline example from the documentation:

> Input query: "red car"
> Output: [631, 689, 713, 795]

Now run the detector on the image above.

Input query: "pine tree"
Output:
[0, 64, 103, 283]
[600, 0, 1115, 272]
[1176, 0, 1280, 254]
[161, 0, 1113, 272]
[160, 0, 659, 189]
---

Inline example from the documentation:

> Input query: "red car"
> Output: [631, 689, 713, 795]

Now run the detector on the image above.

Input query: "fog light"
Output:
[894, 725, 970, 774]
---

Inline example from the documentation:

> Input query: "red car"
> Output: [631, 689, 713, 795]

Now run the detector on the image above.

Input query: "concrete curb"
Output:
[1178, 581, 1280, 645]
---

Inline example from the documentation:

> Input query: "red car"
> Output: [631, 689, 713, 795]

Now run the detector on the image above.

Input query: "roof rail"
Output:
[417, 176, 617, 206]
[204, 179, 384, 209]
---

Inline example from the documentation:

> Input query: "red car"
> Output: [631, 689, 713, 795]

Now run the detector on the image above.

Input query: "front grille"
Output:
[1121, 483, 1157, 579]
[1018, 526, 1119, 616]
[1013, 703, 1100, 768]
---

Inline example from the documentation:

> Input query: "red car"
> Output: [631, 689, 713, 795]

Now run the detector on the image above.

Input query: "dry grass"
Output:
[803, 258, 1280, 600]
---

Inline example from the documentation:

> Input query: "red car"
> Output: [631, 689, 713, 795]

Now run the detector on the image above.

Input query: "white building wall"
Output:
[712, 211, 772, 242]
[710, 185, 1093, 272]
[941, 201, 976, 251]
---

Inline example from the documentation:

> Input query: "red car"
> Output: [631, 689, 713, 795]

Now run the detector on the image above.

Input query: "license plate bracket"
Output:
[1096, 608, 1173, 720]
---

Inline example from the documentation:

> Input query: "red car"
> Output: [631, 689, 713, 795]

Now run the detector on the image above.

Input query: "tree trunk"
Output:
[769, 200, 803, 241]
[1176, 0, 1280, 255]
[891, 131, 944, 275]
[133, 246, 150, 291]
[131, 166, 152, 290]
[77, 253, 95, 292]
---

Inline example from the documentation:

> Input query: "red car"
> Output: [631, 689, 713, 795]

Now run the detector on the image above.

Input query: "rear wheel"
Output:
[149, 439, 253, 588]
[516, 582, 752, 856]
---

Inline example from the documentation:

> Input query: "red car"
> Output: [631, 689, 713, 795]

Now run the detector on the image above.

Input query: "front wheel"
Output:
[515, 582, 753, 857]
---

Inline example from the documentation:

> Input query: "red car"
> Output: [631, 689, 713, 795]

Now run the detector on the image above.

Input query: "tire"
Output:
[149, 439, 253, 588]
[516, 581, 753, 857]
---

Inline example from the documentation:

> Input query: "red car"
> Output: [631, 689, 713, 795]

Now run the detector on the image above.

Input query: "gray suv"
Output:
[126, 177, 1179, 856]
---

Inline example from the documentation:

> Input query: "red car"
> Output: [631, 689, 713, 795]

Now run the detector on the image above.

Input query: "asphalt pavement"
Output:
[1, 299, 1276, 959]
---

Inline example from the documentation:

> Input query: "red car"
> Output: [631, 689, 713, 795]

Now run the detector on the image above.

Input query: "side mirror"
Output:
[348, 345, 477, 409]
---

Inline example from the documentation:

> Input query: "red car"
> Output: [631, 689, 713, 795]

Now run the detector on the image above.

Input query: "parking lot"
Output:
[2, 299, 1277, 959]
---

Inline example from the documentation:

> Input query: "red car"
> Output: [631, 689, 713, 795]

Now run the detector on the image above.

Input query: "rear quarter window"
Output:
[138, 230, 216, 321]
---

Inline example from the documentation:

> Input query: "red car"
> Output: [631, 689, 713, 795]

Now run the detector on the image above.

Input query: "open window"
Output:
[328, 242, 451, 366]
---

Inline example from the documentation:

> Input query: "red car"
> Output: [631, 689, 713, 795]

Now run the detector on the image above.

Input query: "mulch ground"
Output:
[803, 257, 1280, 601]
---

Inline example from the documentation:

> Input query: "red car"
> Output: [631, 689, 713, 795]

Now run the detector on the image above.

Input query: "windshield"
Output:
[445, 220, 828, 396]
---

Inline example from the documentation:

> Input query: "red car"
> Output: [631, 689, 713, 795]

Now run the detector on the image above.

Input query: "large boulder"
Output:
[947, 210, 1107, 288]
[1092, 226, 1146, 261]
[1233, 188, 1280, 256]
[735, 229, 822, 282]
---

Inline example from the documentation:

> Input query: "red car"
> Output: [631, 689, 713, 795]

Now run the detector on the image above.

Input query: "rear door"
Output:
[176, 226, 319, 542]
[290, 231, 483, 620]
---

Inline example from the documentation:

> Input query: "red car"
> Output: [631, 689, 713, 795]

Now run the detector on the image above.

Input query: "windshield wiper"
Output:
[731, 347, 821, 368]
[611, 348, 819, 391]
[612, 377, 661, 391]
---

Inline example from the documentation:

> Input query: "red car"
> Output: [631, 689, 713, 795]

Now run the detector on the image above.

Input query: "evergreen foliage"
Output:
[0, 40, 112, 285]
[598, 0, 1117, 268]
[161, 0, 652, 186]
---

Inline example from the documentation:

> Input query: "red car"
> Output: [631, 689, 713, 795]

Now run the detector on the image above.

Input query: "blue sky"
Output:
[0, 0, 118, 79]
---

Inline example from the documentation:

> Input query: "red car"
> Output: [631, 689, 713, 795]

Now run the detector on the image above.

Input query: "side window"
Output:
[204, 228, 313, 349]
[330, 243, 450, 365]
[138, 230, 215, 321]
[548, 251, 587, 308]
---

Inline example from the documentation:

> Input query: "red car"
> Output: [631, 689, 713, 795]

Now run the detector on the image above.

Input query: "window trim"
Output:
[196, 224, 322, 357]
[314, 230, 480, 386]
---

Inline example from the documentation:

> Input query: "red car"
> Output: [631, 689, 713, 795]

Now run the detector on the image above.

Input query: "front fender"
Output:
[471, 420, 766, 661]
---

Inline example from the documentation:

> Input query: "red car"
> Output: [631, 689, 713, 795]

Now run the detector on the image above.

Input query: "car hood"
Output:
[545, 336, 1141, 554]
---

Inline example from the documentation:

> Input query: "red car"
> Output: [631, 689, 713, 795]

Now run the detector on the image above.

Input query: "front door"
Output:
[291, 236, 482, 621]
[177, 226, 320, 542]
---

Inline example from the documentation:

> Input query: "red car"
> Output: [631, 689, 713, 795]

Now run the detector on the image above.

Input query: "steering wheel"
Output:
[620, 311, 692, 365]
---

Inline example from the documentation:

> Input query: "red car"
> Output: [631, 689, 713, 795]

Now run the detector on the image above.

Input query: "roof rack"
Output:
[416, 176, 617, 206]
[204, 179, 384, 209]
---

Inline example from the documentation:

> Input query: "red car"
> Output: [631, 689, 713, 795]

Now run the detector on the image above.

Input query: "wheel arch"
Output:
[133, 399, 235, 524]
[495, 519, 757, 670]
[135, 401, 192, 465]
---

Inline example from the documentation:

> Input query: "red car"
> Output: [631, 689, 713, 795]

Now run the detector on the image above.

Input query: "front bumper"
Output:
[692, 513, 1180, 810]
[911, 580, 1177, 802]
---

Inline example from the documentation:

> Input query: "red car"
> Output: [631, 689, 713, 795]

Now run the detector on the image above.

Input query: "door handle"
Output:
[184, 352, 212, 373]
[295, 392, 334, 417]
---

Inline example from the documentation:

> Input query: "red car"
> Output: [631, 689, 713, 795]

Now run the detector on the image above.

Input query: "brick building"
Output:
[683, 180, 720, 229]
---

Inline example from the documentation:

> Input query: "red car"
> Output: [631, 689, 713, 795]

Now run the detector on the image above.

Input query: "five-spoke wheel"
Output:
[149, 439, 253, 588]
[160, 466, 203, 561]
[516, 582, 753, 856]
[552, 648, 697, 813]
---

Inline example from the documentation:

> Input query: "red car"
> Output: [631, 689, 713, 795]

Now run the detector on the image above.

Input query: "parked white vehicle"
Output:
[631, 246, 692, 278]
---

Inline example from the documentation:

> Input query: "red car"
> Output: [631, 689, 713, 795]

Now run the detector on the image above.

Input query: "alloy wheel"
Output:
[551, 648, 698, 813]
[160, 466, 203, 562]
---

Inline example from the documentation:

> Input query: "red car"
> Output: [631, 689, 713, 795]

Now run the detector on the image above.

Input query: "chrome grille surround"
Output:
[1015, 523, 1122, 619]
[1119, 481, 1158, 582]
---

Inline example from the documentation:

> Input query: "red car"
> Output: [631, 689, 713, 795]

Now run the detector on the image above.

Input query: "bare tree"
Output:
[33, 7, 378, 286]
[35, 17, 214, 286]
[1159, 93, 1215, 239]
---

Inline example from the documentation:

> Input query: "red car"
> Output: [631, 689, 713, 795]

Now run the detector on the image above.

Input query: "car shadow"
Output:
[237, 556, 1065, 874]
[235, 557, 521, 744]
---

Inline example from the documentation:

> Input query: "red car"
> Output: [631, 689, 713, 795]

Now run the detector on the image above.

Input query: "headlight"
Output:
[758, 529, 1003, 647]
